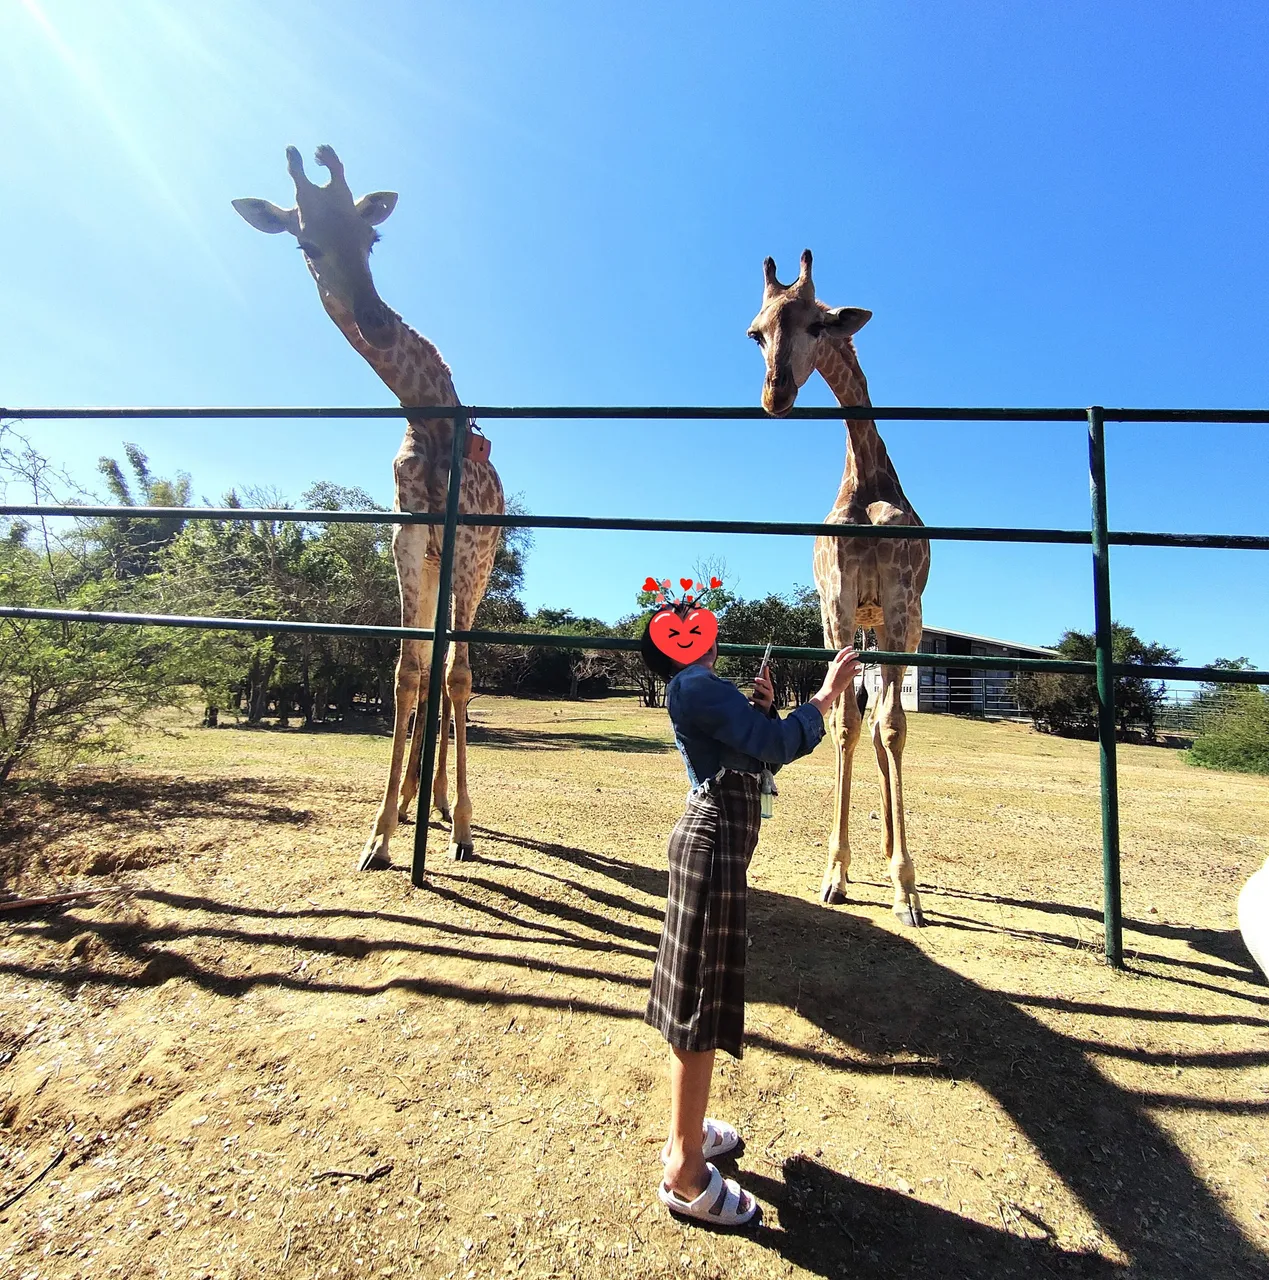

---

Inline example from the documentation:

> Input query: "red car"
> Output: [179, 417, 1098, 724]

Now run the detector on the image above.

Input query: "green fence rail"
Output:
[3, 402, 1268, 969]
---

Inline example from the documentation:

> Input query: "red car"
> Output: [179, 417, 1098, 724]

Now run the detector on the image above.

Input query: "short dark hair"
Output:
[640, 614, 680, 682]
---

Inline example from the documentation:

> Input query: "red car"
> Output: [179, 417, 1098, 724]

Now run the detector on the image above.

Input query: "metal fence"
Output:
[3, 403, 1268, 969]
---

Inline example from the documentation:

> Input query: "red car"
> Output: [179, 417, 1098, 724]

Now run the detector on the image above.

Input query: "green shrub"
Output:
[1188, 687, 1269, 775]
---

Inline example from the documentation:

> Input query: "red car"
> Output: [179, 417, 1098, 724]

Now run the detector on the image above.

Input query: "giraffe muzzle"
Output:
[763, 376, 796, 418]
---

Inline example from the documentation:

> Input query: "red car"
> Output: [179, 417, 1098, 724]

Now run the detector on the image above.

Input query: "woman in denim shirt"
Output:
[640, 617, 859, 1226]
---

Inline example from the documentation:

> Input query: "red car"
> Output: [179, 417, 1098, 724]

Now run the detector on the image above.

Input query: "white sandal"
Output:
[658, 1162, 758, 1227]
[660, 1118, 741, 1165]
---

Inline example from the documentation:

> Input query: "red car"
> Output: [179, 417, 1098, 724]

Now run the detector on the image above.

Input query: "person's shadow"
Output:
[741, 1156, 1125, 1278]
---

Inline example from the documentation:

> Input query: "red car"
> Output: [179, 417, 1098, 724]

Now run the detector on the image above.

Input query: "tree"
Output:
[1013, 623, 1181, 740]
[613, 611, 664, 707]
[0, 428, 206, 785]
[716, 586, 823, 707]
[1187, 658, 1269, 775]
[470, 493, 535, 692]
[1187, 690, 1269, 775]
[95, 444, 192, 579]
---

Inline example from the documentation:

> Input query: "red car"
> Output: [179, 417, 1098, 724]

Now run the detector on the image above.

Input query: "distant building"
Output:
[857, 625, 1058, 717]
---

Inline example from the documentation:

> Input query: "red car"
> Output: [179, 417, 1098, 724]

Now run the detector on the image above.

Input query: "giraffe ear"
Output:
[822, 307, 872, 337]
[355, 191, 398, 225]
[232, 198, 299, 236]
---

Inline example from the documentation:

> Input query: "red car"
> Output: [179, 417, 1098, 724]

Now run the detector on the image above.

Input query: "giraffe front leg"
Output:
[396, 696, 424, 822]
[445, 644, 474, 860]
[395, 561, 440, 825]
[872, 671, 922, 926]
[360, 639, 420, 871]
[822, 686, 863, 905]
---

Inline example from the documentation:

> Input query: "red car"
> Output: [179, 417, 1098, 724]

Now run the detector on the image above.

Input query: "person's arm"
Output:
[685, 650, 860, 767]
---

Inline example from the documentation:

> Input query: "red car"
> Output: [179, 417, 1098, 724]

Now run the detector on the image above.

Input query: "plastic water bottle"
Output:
[760, 769, 775, 820]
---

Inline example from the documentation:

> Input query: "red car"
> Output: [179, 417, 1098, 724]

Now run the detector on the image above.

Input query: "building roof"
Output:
[923, 624, 1059, 657]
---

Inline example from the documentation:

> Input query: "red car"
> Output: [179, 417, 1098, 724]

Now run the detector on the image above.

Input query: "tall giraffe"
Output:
[748, 251, 931, 926]
[233, 146, 504, 869]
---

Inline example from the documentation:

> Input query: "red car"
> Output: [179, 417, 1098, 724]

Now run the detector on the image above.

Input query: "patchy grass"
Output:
[1, 696, 1267, 1279]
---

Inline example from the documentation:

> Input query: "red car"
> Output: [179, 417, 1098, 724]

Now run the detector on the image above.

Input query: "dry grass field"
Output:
[1, 695, 1267, 1280]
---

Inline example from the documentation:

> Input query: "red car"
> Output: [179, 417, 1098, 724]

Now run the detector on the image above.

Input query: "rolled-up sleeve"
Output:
[678, 673, 825, 766]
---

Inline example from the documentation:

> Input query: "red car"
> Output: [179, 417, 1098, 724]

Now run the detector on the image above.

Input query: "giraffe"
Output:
[748, 250, 931, 926]
[233, 145, 505, 870]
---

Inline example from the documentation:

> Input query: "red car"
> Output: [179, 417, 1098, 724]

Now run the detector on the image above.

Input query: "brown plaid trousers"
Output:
[645, 770, 761, 1059]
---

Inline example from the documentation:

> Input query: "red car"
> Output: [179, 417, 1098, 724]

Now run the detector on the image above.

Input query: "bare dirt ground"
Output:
[1, 696, 1267, 1280]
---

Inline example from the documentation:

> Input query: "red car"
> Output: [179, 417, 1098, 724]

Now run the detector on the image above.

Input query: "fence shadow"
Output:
[3, 824, 1265, 1276]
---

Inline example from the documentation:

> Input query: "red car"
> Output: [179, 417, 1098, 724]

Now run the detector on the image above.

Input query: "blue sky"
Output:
[3, 0, 1267, 669]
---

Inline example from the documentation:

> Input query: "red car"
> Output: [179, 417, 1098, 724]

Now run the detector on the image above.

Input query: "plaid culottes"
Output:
[645, 770, 761, 1059]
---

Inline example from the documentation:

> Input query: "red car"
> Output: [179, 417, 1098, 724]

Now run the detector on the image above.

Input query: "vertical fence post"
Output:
[411, 410, 469, 887]
[1087, 405, 1123, 968]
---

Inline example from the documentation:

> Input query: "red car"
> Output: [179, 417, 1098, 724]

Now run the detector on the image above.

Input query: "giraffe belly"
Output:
[853, 605, 885, 630]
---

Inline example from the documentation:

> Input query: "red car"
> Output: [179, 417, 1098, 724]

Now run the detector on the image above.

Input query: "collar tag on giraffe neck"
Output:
[465, 423, 491, 464]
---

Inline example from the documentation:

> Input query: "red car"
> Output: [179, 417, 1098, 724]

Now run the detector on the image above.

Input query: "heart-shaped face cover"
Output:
[648, 607, 718, 665]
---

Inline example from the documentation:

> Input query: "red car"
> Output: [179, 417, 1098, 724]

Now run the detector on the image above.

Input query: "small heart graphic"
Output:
[710, 577, 722, 589]
[648, 606, 719, 665]
[642, 577, 659, 591]
[680, 578, 694, 590]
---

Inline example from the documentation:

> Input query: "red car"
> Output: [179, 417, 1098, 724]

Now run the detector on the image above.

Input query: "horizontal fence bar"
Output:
[6, 504, 1269, 552]
[3, 606, 1266, 685]
[0, 503, 1083, 544]
[1105, 531, 1269, 550]
[5, 405, 1269, 424]
[0, 606, 430, 643]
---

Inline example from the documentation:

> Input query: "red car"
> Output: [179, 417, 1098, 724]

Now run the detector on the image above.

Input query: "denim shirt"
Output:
[666, 662, 826, 789]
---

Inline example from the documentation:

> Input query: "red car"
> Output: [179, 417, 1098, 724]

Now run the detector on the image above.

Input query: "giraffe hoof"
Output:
[894, 905, 925, 928]
[437, 808, 453, 825]
[357, 843, 392, 873]
[820, 884, 848, 906]
[396, 808, 413, 826]
[451, 841, 473, 862]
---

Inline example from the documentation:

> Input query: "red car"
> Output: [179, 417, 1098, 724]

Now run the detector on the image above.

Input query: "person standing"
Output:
[639, 596, 860, 1226]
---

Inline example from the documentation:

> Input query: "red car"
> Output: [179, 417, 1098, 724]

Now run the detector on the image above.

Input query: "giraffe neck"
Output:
[316, 283, 459, 422]
[815, 335, 909, 512]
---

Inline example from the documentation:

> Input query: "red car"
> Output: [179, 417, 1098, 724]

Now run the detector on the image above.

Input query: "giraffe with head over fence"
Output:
[748, 250, 931, 925]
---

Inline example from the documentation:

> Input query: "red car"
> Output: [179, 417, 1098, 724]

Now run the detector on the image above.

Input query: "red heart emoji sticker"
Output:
[679, 578, 694, 590]
[642, 577, 659, 591]
[710, 577, 722, 589]
[649, 607, 718, 664]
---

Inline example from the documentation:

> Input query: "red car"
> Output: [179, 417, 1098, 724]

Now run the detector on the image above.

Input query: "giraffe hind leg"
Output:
[432, 686, 453, 825]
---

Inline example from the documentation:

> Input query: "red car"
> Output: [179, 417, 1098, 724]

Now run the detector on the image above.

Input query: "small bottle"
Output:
[760, 768, 775, 820]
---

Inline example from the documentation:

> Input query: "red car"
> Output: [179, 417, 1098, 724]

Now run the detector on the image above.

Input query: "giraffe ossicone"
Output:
[749, 250, 931, 926]
[234, 146, 505, 870]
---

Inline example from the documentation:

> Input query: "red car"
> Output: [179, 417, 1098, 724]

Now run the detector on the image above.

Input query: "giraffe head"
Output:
[233, 146, 399, 349]
[748, 250, 872, 416]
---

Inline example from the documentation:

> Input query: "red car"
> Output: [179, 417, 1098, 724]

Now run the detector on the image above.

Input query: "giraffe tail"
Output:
[856, 679, 869, 718]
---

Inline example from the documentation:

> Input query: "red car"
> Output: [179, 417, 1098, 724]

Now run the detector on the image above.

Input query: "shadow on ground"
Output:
[0, 777, 313, 881]
[744, 1155, 1125, 1278]
[5, 816, 1267, 1277]
[465, 724, 672, 754]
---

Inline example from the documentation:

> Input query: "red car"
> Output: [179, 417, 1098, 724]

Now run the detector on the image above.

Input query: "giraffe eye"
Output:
[747, 330, 764, 346]
[806, 321, 825, 338]
[298, 241, 323, 260]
